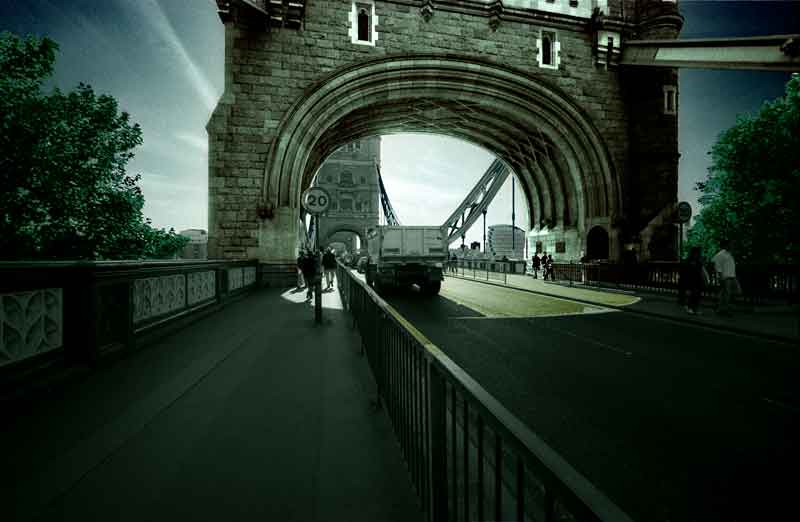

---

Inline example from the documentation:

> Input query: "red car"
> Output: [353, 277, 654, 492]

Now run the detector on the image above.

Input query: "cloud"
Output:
[138, 170, 207, 231]
[175, 132, 208, 152]
[128, 0, 219, 113]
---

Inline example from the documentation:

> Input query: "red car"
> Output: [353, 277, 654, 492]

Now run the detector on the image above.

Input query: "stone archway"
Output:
[321, 224, 367, 253]
[255, 55, 620, 263]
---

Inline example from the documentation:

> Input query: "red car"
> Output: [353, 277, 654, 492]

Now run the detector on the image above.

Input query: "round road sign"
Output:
[302, 187, 331, 215]
[677, 201, 692, 223]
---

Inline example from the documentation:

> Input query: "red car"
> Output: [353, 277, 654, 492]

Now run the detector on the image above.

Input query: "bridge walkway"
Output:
[451, 271, 798, 343]
[3, 284, 423, 522]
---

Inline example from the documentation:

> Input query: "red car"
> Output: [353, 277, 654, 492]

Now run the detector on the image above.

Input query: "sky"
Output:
[1, 1, 797, 248]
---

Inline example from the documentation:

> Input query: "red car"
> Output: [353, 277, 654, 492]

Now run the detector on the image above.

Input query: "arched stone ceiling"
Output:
[263, 55, 620, 232]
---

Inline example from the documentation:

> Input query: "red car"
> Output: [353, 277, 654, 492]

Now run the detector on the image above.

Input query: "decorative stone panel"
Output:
[243, 266, 257, 287]
[228, 267, 244, 292]
[133, 274, 186, 324]
[187, 271, 217, 306]
[0, 288, 63, 368]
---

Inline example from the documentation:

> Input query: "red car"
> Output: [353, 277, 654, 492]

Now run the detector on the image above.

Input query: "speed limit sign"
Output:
[302, 187, 331, 215]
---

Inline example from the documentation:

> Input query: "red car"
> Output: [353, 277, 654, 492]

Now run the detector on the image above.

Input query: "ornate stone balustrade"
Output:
[0, 259, 259, 379]
[0, 288, 63, 369]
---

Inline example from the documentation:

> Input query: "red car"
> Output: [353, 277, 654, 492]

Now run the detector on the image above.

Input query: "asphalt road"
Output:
[383, 277, 799, 522]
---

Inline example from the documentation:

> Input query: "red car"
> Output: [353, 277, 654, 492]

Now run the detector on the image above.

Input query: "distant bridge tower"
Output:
[313, 137, 380, 254]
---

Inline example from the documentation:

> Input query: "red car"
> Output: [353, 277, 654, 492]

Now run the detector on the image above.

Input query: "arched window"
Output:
[586, 226, 609, 260]
[542, 34, 552, 66]
[537, 30, 560, 69]
[357, 8, 370, 41]
[350, 2, 377, 46]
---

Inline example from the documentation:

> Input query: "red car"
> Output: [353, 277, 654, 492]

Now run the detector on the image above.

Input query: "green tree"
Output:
[0, 32, 189, 260]
[687, 74, 799, 264]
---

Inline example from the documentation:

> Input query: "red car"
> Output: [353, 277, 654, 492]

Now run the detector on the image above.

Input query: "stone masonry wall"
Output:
[207, 0, 675, 261]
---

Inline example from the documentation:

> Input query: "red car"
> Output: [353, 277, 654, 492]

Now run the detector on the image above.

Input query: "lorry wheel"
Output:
[422, 281, 441, 296]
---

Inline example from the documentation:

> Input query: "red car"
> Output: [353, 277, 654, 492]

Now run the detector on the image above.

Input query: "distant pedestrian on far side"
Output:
[548, 254, 555, 280]
[712, 239, 738, 317]
[531, 253, 540, 279]
[322, 248, 337, 290]
[683, 246, 709, 315]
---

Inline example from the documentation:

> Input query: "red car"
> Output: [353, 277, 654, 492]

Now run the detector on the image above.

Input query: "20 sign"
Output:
[302, 187, 331, 215]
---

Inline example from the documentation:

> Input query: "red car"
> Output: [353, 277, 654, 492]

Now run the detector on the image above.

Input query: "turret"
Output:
[620, 0, 685, 260]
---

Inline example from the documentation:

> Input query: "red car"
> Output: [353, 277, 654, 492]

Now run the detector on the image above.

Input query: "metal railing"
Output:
[446, 260, 530, 285]
[550, 262, 798, 305]
[337, 263, 633, 522]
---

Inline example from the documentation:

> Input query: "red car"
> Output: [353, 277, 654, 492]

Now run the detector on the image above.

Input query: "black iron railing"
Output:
[337, 263, 633, 522]
[447, 260, 517, 284]
[550, 262, 798, 305]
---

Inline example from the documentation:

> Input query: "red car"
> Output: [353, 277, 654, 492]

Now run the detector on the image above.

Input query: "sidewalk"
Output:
[2, 284, 423, 522]
[451, 272, 799, 343]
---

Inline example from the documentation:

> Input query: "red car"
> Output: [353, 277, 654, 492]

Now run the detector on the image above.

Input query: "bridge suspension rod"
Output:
[376, 160, 401, 226]
[440, 159, 510, 246]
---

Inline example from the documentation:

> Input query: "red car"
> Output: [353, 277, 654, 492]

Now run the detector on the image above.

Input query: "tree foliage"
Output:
[686, 74, 799, 264]
[0, 32, 189, 260]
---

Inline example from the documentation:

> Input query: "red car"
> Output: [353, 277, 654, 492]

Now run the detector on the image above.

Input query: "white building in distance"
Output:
[179, 229, 208, 259]
[488, 225, 525, 260]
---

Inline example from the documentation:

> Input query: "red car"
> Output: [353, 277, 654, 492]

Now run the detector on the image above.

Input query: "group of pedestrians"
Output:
[679, 238, 739, 316]
[530, 252, 554, 280]
[296, 247, 338, 301]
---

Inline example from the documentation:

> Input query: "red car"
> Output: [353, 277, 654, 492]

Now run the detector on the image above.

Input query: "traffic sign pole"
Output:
[301, 187, 331, 325]
[315, 214, 322, 324]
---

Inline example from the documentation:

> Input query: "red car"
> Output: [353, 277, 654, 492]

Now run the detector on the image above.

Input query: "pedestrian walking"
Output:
[531, 253, 540, 279]
[300, 249, 318, 301]
[322, 247, 337, 290]
[547, 254, 555, 281]
[683, 246, 709, 315]
[540, 251, 548, 280]
[711, 239, 738, 317]
[296, 251, 305, 290]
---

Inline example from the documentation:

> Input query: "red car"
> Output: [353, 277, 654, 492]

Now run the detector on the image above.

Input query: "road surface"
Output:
[382, 277, 799, 521]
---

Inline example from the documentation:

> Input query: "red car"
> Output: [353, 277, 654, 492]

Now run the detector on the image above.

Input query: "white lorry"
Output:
[365, 226, 447, 295]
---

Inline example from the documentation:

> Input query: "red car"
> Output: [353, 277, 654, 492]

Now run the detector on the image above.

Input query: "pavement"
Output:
[2, 283, 423, 522]
[450, 271, 799, 343]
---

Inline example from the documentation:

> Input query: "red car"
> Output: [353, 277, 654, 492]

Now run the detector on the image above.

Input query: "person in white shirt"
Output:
[711, 239, 737, 316]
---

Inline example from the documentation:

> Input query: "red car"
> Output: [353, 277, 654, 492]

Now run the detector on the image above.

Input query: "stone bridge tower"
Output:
[312, 137, 380, 254]
[206, 0, 683, 283]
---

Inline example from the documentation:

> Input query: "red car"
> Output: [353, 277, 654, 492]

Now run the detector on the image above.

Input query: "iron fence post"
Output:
[428, 362, 448, 522]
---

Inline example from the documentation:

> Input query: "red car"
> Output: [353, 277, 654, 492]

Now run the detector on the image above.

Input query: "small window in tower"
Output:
[340, 171, 353, 185]
[341, 198, 353, 211]
[537, 30, 560, 69]
[358, 9, 370, 41]
[542, 34, 552, 66]
[350, 2, 378, 46]
[354, 141, 361, 151]
[663, 85, 677, 115]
